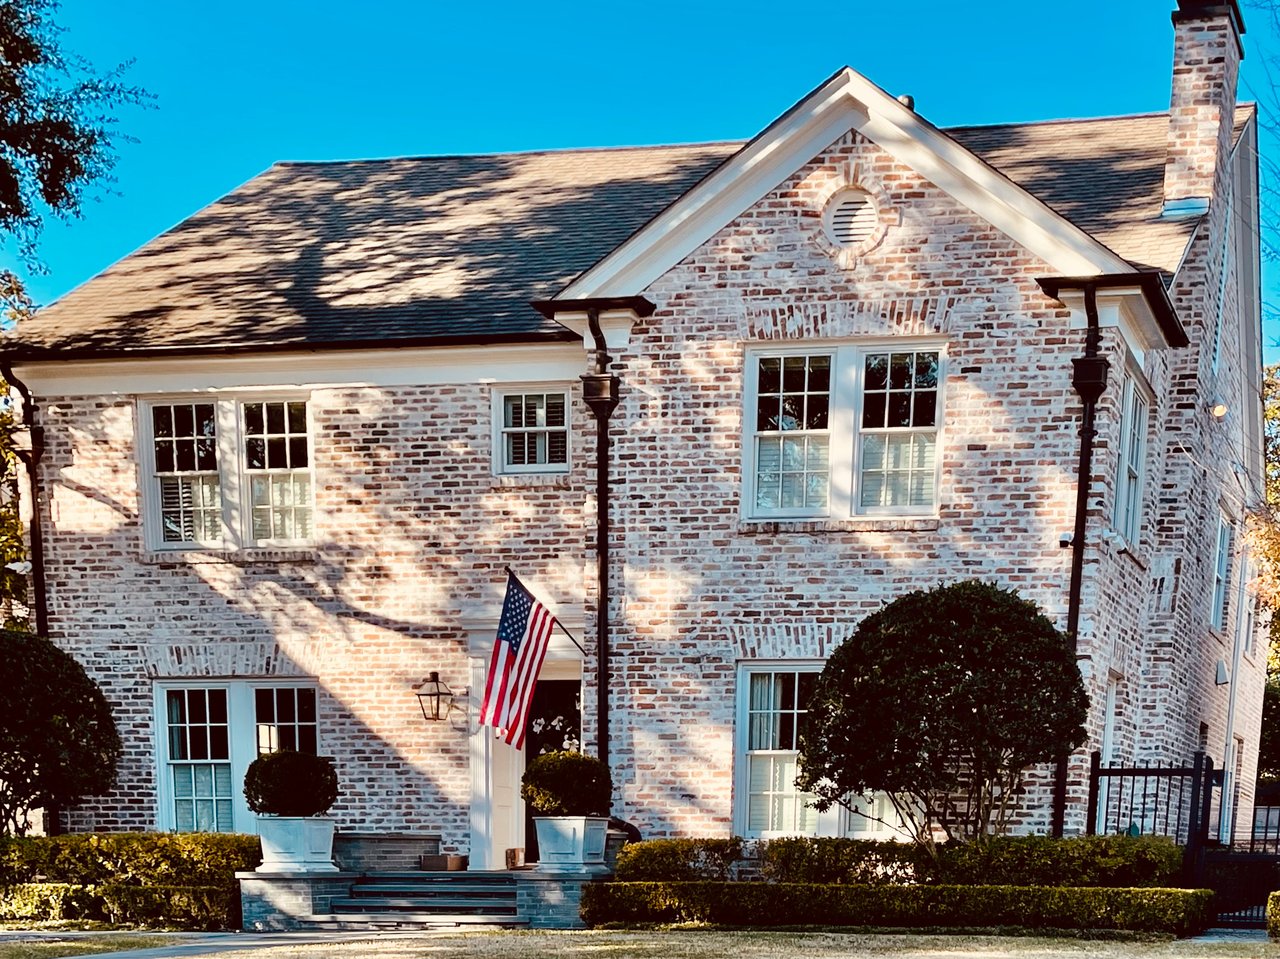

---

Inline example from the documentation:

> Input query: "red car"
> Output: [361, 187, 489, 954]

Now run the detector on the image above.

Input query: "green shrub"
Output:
[932, 835, 1184, 888]
[98, 885, 240, 931]
[581, 881, 1214, 936]
[0, 882, 238, 929]
[759, 838, 920, 885]
[614, 839, 745, 882]
[521, 751, 612, 817]
[1268, 890, 1280, 940]
[0, 833, 261, 886]
[243, 752, 339, 817]
[0, 882, 100, 920]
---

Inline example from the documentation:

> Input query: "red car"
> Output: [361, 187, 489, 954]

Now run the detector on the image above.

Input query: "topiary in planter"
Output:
[243, 752, 339, 818]
[521, 750, 611, 817]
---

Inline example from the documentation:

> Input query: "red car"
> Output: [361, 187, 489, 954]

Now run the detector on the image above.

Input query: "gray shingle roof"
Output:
[8, 106, 1255, 358]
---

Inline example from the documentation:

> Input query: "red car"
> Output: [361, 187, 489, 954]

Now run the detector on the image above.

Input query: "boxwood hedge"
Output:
[581, 882, 1214, 936]
[0, 833, 260, 929]
[615, 835, 1184, 888]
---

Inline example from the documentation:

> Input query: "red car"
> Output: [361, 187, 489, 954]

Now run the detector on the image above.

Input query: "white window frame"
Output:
[153, 680, 320, 833]
[1211, 515, 1234, 632]
[491, 386, 572, 476]
[734, 661, 833, 839]
[741, 339, 946, 521]
[139, 394, 315, 551]
[1112, 375, 1151, 546]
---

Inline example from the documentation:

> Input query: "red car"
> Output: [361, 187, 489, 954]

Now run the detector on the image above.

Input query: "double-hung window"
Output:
[494, 389, 570, 474]
[738, 666, 821, 837]
[1113, 378, 1150, 545]
[157, 682, 319, 833]
[142, 397, 314, 550]
[1212, 516, 1234, 631]
[745, 343, 943, 519]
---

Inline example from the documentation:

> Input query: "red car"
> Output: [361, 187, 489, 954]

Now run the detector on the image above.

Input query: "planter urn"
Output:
[532, 815, 609, 867]
[255, 815, 339, 873]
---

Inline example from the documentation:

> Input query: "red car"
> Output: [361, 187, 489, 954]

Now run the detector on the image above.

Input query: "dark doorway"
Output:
[524, 679, 581, 862]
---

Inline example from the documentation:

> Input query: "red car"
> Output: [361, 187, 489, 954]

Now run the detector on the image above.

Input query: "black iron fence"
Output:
[1084, 750, 1219, 862]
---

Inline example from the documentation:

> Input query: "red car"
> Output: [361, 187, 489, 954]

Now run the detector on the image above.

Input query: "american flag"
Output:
[478, 572, 557, 749]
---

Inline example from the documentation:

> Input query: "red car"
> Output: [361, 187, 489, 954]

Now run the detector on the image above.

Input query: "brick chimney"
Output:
[1163, 0, 1245, 213]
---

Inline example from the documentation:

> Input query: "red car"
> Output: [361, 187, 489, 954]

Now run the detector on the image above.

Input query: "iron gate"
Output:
[1085, 750, 1280, 928]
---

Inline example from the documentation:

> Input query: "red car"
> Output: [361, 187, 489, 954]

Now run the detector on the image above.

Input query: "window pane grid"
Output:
[744, 669, 820, 835]
[255, 687, 319, 756]
[152, 403, 221, 543]
[165, 689, 233, 833]
[1116, 387, 1148, 543]
[858, 351, 939, 511]
[501, 393, 569, 471]
[753, 355, 831, 513]
[244, 401, 312, 543]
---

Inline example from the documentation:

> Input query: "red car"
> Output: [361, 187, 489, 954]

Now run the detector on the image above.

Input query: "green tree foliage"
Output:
[242, 751, 338, 818]
[0, 0, 147, 258]
[0, 629, 120, 834]
[1254, 364, 1280, 780]
[795, 580, 1087, 860]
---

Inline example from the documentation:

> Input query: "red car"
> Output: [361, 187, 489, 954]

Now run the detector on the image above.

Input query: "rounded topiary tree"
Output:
[521, 750, 612, 817]
[0, 629, 121, 835]
[243, 751, 339, 817]
[796, 580, 1087, 857]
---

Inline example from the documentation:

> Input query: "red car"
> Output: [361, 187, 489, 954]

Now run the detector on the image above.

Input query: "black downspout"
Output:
[1051, 283, 1109, 838]
[580, 309, 620, 769]
[0, 361, 47, 638]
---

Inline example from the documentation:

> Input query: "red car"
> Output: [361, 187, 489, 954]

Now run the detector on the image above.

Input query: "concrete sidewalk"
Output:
[0, 931, 442, 959]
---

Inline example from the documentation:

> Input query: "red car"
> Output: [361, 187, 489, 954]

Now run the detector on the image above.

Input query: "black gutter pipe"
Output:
[1051, 283, 1109, 838]
[0, 360, 48, 637]
[580, 309, 621, 769]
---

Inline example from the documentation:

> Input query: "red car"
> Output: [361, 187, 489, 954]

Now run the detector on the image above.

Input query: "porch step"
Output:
[328, 871, 520, 923]
[332, 897, 516, 914]
[304, 913, 528, 930]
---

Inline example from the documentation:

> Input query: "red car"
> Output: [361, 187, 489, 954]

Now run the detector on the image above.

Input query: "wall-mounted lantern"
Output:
[414, 671, 455, 722]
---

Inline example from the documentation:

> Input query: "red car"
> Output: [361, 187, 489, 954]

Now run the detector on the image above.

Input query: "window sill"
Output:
[491, 473, 574, 490]
[139, 546, 318, 566]
[739, 517, 940, 534]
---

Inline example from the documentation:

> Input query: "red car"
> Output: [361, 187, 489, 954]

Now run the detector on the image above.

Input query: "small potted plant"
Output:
[244, 751, 341, 873]
[520, 750, 612, 868]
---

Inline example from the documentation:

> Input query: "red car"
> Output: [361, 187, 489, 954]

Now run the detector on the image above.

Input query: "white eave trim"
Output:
[560, 67, 1135, 300]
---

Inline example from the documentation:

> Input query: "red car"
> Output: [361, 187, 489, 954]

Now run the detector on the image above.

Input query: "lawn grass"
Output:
[0, 935, 175, 959]
[176, 930, 1280, 959]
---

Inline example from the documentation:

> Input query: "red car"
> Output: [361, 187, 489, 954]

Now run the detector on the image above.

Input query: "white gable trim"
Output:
[559, 68, 1135, 300]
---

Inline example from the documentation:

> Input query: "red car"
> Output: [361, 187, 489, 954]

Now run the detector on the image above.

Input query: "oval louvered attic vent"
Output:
[826, 190, 877, 247]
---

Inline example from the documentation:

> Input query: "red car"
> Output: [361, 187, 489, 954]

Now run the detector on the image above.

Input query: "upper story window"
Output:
[494, 389, 569, 474]
[1113, 378, 1150, 545]
[152, 403, 222, 545]
[744, 343, 944, 519]
[1211, 515, 1234, 631]
[142, 396, 314, 551]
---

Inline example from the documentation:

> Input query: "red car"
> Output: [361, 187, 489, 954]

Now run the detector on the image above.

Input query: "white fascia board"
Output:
[562, 68, 1134, 301]
[15, 343, 586, 397]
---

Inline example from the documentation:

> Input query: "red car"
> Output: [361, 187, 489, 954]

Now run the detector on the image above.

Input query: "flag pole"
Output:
[504, 566, 587, 656]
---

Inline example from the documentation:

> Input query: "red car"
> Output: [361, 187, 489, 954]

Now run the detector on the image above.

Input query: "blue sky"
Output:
[8, 0, 1275, 350]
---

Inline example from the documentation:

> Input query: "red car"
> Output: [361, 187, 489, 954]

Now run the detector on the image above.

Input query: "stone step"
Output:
[359, 871, 519, 883]
[349, 882, 516, 897]
[304, 913, 528, 931]
[332, 897, 517, 914]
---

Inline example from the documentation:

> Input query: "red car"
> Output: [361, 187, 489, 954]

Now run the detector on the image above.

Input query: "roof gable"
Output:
[557, 67, 1137, 302]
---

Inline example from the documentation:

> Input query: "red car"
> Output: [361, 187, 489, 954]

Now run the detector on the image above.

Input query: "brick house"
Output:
[0, 0, 1265, 863]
